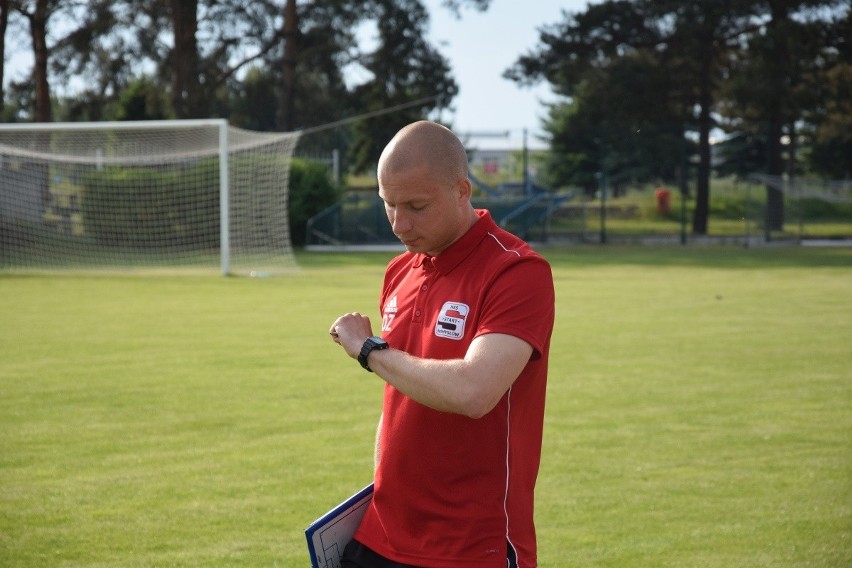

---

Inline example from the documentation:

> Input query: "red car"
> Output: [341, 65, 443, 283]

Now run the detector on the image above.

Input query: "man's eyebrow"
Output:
[378, 192, 430, 205]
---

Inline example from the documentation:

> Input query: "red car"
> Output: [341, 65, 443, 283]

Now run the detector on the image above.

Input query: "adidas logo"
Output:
[381, 295, 398, 332]
[384, 295, 398, 314]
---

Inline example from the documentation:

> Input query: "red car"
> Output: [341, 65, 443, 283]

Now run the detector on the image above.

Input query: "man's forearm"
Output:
[365, 333, 531, 419]
[374, 413, 382, 471]
[367, 348, 486, 417]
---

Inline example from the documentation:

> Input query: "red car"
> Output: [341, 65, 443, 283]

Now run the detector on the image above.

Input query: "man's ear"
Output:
[456, 178, 473, 202]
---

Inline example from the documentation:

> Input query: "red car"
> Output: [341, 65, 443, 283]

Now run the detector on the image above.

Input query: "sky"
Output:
[421, 0, 591, 149]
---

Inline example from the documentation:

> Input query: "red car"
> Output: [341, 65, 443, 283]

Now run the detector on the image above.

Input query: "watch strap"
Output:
[358, 336, 389, 372]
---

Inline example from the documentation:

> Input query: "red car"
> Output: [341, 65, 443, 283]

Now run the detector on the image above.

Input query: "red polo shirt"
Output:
[354, 209, 555, 567]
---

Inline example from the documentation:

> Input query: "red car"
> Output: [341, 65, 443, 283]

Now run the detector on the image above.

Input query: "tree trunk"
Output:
[786, 121, 797, 177]
[24, 0, 52, 215]
[691, 48, 713, 235]
[765, 117, 785, 231]
[31, 0, 51, 122]
[278, 0, 299, 131]
[0, 0, 8, 115]
[692, 105, 712, 234]
[169, 0, 201, 118]
[764, 0, 790, 232]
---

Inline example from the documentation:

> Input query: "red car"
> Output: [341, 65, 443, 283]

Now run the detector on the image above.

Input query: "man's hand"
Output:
[329, 312, 375, 360]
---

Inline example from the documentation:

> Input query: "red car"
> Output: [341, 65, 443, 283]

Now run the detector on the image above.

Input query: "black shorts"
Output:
[341, 539, 519, 568]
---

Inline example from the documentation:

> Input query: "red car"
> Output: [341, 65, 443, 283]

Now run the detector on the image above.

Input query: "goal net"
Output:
[0, 119, 300, 275]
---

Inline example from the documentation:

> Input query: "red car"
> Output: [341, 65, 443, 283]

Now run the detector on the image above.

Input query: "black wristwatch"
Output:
[358, 336, 389, 372]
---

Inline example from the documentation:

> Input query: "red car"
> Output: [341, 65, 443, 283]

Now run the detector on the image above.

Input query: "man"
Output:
[329, 121, 554, 568]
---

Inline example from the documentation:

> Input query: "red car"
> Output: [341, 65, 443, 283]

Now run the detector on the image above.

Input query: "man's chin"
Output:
[400, 239, 423, 252]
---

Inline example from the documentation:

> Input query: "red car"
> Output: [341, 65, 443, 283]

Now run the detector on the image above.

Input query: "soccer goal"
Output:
[0, 119, 300, 275]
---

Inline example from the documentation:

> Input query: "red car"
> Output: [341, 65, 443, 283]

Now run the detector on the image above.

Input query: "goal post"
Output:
[0, 119, 301, 275]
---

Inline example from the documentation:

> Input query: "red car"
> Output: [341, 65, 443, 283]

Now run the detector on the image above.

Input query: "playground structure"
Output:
[304, 171, 574, 250]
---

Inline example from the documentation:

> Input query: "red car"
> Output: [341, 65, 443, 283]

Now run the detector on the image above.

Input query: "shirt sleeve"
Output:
[475, 256, 555, 359]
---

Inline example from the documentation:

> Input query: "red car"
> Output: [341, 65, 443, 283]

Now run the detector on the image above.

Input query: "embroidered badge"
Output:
[435, 301, 469, 340]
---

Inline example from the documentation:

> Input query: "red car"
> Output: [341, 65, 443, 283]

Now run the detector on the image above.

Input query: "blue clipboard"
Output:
[305, 483, 374, 568]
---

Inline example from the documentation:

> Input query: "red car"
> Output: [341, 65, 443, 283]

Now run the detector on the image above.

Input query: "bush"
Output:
[80, 157, 339, 249]
[794, 197, 852, 221]
[288, 158, 340, 246]
[81, 161, 219, 249]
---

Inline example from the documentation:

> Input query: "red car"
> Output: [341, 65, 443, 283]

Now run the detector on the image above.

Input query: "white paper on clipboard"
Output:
[305, 483, 374, 568]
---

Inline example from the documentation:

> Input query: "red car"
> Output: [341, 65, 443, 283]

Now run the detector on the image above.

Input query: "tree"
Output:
[721, 0, 850, 228]
[3, 0, 465, 180]
[539, 92, 603, 193]
[440, 0, 492, 17]
[652, 0, 756, 234]
[506, 0, 756, 234]
[754, 0, 809, 229]
[0, 0, 8, 116]
[14, 0, 52, 122]
[805, 7, 851, 178]
[5, 0, 81, 216]
[168, 0, 203, 118]
[503, 2, 687, 189]
[348, 0, 457, 173]
[271, 0, 364, 131]
[806, 63, 852, 178]
[114, 76, 173, 121]
[538, 52, 684, 194]
[1, 0, 123, 122]
[228, 65, 278, 131]
[50, 1, 132, 121]
[278, 0, 298, 131]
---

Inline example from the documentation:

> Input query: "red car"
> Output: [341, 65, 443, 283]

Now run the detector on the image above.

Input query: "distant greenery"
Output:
[81, 162, 219, 248]
[288, 158, 342, 246]
[341, 169, 852, 240]
[542, 178, 852, 239]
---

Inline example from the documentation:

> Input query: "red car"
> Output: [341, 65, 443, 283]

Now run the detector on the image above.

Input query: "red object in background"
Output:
[655, 187, 671, 215]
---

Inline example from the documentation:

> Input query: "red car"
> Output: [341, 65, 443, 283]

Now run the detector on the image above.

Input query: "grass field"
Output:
[1, 245, 850, 567]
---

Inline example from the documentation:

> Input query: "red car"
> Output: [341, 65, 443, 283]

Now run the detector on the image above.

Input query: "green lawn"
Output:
[1, 246, 850, 567]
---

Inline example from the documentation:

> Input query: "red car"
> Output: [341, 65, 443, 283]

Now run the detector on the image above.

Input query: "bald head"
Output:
[378, 121, 468, 187]
[376, 121, 478, 256]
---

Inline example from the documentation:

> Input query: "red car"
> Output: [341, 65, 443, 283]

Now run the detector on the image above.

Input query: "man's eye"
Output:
[410, 203, 426, 211]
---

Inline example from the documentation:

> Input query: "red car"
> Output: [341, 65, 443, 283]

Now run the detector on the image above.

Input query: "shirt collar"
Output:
[413, 209, 495, 275]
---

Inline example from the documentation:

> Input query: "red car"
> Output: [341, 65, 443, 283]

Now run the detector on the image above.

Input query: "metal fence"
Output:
[305, 190, 575, 249]
[303, 177, 852, 250]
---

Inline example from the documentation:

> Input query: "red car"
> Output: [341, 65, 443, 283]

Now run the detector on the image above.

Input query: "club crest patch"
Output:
[435, 301, 469, 340]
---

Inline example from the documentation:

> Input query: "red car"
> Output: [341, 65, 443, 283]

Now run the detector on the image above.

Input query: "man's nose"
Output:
[391, 209, 411, 234]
